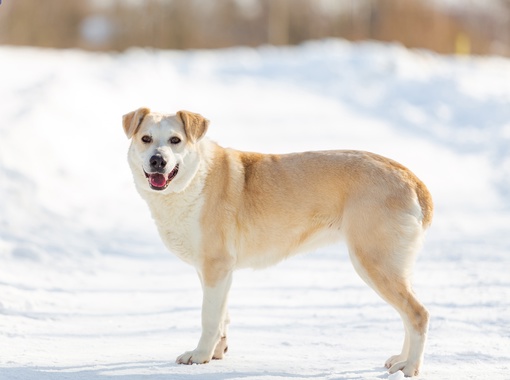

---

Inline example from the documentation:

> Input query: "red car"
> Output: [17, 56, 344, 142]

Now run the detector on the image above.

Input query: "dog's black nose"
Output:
[150, 154, 167, 171]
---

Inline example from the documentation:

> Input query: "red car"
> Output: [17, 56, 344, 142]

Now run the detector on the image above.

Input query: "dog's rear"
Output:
[339, 152, 432, 376]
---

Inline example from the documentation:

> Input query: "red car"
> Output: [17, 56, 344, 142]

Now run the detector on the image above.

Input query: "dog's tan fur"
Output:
[123, 108, 433, 377]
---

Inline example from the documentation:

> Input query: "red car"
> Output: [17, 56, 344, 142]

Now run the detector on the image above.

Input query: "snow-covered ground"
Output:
[0, 40, 509, 379]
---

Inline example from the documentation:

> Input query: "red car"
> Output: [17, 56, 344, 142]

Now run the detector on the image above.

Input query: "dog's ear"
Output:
[122, 107, 151, 139]
[177, 110, 209, 143]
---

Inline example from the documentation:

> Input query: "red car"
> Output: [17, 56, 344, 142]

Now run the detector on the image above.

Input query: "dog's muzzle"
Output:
[144, 164, 179, 191]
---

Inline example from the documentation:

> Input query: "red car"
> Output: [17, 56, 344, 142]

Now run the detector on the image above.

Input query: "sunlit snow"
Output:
[0, 40, 509, 379]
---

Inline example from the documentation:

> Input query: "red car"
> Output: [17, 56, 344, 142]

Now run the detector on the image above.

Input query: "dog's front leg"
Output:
[176, 269, 233, 365]
[212, 310, 230, 360]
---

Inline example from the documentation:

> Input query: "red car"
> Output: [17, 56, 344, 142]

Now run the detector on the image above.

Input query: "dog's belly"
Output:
[235, 221, 343, 269]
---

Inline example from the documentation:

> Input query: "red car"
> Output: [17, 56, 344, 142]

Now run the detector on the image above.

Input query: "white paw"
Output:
[389, 360, 421, 377]
[385, 354, 407, 369]
[212, 336, 228, 360]
[176, 349, 212, 365]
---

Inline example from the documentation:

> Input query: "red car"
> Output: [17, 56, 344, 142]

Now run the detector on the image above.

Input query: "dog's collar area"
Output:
[144, 164, 179, 191]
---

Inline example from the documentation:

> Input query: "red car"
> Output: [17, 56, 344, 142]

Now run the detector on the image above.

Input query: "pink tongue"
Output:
[150, 173, 167, 188]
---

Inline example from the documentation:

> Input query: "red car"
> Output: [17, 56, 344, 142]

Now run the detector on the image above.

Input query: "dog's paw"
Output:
[385, 354, 407, 369]
[212, 336, 228, 360]
[176, 349, 212, 365]
[388, 360, 421, 377]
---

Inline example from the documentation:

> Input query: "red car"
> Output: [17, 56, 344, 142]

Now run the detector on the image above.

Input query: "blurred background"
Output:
[1, 0, 510, 56]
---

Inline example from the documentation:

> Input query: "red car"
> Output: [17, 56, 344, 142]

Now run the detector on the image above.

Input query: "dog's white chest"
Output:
[142, 185, 204, 266]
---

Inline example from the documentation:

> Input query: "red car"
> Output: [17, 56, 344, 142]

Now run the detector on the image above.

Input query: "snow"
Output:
[388, 371, 405, 380]
[1, 39, 510, 379]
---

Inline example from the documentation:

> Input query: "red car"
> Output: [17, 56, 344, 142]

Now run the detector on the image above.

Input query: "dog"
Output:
[122, 108, 433, 377]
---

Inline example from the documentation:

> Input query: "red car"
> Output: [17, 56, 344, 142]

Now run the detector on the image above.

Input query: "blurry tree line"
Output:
[0, 0, 509, 56]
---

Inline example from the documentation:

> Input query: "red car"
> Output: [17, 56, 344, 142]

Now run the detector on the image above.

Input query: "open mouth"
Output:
[144, 164, 179, 191]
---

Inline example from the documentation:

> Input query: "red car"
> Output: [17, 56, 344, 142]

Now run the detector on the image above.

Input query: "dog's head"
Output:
[123, 108, 209, 193]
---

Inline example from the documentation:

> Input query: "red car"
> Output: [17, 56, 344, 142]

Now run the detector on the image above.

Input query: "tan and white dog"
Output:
[122, 108, 433, 377]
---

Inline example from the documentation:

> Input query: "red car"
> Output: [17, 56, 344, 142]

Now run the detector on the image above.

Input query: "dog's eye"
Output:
[170, 136, 181, 144]
[141, 135, 152, 144]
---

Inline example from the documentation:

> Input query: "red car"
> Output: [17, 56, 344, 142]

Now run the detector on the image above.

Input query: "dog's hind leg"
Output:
[384, 321, 410, 369]
[345, 211, 429, 377]
[348, 246, 429, 376]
